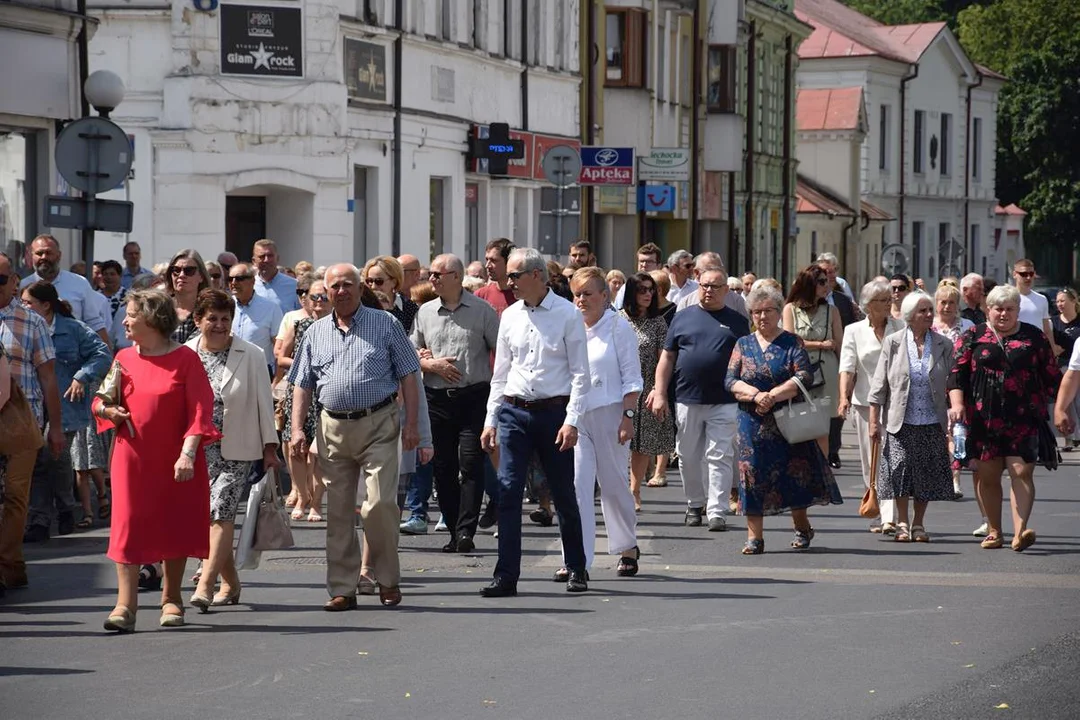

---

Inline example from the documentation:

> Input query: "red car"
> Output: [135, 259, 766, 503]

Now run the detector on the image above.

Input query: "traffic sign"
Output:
[881, 243, 911, 276]
[55, 117, 133, 195]
[578, 146, 634, 185]
[637, 184, 676, 212]
[541, 145, 581, 186]
[44, 196, 134, 233]
[638, 148, 690, 182]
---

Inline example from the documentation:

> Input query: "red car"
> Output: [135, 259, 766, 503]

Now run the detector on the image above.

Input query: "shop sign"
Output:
[221, 5, 304, 78]
[344, 38, 387, 102]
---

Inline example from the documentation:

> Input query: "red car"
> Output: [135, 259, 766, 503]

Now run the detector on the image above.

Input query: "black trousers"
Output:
[829, 416, 844, 458]
[427, 383, 489, 541]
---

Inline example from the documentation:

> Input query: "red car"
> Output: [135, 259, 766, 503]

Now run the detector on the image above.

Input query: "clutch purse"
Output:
[95, 360, 135, 437]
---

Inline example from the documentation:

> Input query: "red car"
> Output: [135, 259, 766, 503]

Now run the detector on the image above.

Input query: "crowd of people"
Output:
[0, 233, 1073, 632]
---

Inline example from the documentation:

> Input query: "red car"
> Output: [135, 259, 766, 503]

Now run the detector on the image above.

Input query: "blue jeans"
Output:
[494, 402, 586, 582]
[484, 453, 499, 506]
[404, 460, 434, 521]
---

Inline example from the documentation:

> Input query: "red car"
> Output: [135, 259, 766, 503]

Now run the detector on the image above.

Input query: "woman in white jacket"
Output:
[185, 289, 279, 611]
[559, 267, 644, 579]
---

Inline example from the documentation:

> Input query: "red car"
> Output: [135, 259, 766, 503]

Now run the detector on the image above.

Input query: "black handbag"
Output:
[1037, 420, 1061, 471]
[804, 305, 832, 391]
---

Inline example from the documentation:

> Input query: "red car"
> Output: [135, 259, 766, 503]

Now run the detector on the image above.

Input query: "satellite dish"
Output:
[881, 243, 911, 276]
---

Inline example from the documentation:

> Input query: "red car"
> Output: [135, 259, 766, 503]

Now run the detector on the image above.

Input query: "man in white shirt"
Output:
[741, 272, 757, 299]
[665, 249, 698, 304]
[1013, 259, 1057, 352]
[19, 234, 111, 346]
[675, 252, 748, 318]
[229, 262, 283, 374]
[480, 248, 590, 597]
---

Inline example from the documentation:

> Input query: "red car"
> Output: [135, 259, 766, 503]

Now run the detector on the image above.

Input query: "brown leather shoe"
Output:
[323, 595, 358, 612]
[1, 565, 28, 589]
[379, 586, 402, 607]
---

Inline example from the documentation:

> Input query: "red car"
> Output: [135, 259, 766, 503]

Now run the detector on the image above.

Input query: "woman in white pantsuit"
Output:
[838, 280, 905, 533]
[558, 267, 644, 578]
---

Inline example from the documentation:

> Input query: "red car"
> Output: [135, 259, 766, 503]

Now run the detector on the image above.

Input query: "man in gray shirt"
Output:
[412, 254, 500, 553]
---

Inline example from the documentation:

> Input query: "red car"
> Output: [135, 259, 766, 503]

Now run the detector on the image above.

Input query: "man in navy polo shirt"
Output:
[647, 268, 750, 532]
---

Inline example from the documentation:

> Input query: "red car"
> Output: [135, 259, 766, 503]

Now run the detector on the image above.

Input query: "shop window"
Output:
[0, 131, 35, 268]
[606, 8, 645, 87]
[707, 45, 737, 113]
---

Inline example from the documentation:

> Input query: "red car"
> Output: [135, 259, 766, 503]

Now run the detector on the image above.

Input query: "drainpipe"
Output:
[391, 0, 404, 255]
[743, 20, 756, 273]
[77, 0, 91, 268]
[842, 214, 858, 276]
[781, 34, 793, 282]
[689, 0, 702, 253]
[520, 0, 529, 131]
[963, 71, 984, 272]
[583, 0, 597, 247]
[898, 63, 918, 247]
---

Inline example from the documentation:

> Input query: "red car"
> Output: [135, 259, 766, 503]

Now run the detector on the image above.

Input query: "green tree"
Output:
[842, 0, 944, 25]
[957, 0, 1080, 72]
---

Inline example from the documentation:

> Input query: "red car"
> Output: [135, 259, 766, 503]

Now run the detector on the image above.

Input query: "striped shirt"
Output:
[288, 305, 420, 412]
[0, 299, 57, 424]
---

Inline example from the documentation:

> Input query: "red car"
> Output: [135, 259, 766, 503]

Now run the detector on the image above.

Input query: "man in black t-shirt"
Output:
[961, 273, 986, 325]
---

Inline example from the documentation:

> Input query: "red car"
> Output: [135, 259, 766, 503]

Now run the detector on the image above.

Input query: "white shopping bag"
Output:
[235, 475, 267, 570]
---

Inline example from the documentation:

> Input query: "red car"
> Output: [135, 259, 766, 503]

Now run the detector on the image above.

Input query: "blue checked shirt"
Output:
[0, 300, 57, 425]
[288, 306, 420, 412]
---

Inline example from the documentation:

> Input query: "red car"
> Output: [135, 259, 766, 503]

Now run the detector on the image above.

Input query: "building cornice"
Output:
[0, 1, 96, 41]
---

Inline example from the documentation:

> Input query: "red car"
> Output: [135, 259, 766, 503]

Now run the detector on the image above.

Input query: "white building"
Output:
[87, 0, 581, 268]
[0, 1, 91, 272]
[794, 0, 1006, 286]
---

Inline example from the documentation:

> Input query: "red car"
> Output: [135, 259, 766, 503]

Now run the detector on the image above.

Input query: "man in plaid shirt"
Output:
[0, 252, 65, 592]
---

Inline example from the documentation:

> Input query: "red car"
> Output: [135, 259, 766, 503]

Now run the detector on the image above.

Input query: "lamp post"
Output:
[78, 70, 125, 282]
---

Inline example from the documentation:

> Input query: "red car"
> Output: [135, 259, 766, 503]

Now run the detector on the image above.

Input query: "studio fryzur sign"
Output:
[344, 38, 387, 102]
[221, 5, 304, 78]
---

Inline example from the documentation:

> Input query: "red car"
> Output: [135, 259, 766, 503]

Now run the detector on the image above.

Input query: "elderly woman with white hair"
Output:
[948, 284, 1060, 551]
[838, 280, 905, 533]
[866, 292, 955, 542]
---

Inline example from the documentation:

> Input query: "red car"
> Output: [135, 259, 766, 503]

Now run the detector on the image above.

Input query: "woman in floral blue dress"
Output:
[725, 286, 842, 554]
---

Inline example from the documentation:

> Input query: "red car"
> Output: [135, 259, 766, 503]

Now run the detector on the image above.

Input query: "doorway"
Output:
[225, 196, 266, 261]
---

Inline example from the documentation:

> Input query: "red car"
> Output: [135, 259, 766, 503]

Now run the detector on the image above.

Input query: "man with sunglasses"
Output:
[1013, 259, 1057, 351]
[252, 239, 300, 315]
[665, 249, 698, 304]
[229, 263, 283, 375]
[19, 235, 112, 347]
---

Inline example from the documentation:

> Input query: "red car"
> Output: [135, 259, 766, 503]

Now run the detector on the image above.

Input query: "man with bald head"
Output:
[397, 254, 422, 296]
[412, 254, 499, 552]
[288, 263, 420, 611]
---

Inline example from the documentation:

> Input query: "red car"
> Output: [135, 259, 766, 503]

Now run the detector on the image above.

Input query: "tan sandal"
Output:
[159, 602, 185, 628]
[103, 605, 136, 633]
[646, 476, 667, 488]
[981, 533, 1004, 549]
[1011, 529, 1036, 552]
[894, 523, 911, 542]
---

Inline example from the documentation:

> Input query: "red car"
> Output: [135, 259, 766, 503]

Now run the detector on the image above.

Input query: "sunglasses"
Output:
[891, 285, 908, 292]
[637, 286, 655, 294]
[296, 289, 308, 297]
[507, 270, 530, 281]
[308, 293, 329, 302]
[1015, 271, 1035, 278]
[365, 277, 386, 286]
[210, 273, 222, 280]
[171, 266, 198, 277]
[229, 274, 254, 282]
[0, 274, 8, 287]
[429, 271, 455, 281]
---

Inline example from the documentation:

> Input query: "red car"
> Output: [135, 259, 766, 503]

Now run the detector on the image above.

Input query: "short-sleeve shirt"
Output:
[1068, 341, 1080, 372]
[475, 282, 516, 317]
[288, 306, 420, 413]
[1018, 290, 1050, 330]
[664, 305, 750, 405]
[232, 294, 283, 371]
[0, 300, 57, 424]
[20, 270, 111, 332]
[411, 292, 500, 389]
[254, 271, 301, 315]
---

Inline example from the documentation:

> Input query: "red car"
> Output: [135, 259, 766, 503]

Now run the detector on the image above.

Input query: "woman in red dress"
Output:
[94, 289, 219, 632]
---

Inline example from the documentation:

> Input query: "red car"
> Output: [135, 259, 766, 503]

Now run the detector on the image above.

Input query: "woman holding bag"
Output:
[783, 265, 844, 464]
[726, 286, 842, 555]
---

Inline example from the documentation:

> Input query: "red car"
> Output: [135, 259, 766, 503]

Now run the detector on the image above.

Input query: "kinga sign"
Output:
[638, 147, 691, 182]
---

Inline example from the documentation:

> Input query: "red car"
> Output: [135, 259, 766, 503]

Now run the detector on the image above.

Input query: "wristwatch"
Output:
[182, 448, 196, 460]
[623, 409, 636, 419]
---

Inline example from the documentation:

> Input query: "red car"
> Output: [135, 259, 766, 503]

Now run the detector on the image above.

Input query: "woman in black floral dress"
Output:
[948, 285, 1060, 551]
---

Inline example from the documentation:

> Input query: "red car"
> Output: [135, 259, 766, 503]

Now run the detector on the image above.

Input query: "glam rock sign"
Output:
[220, 4, 304, 78]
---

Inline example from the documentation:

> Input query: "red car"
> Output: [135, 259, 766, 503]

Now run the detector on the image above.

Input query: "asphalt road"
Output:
[4, 433, 1080, 720]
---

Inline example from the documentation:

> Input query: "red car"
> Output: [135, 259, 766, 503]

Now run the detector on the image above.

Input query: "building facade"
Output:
[794, 0, 1007, 287]
[0, 1, 92, 273]
[87, 0, 580, 268]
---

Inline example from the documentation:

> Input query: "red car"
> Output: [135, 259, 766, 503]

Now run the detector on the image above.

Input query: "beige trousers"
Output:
[850, 405, 898, 524]
[317, 404, 401, 597]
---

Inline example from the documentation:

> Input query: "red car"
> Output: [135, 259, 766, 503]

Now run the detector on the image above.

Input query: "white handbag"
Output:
[773, 375, 832, 445]
[235, 475, 267, 570]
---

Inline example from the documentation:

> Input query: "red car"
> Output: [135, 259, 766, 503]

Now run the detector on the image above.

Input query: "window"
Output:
[0, 130, 36, 265]
[913, 110, 925, 174]
[972, 117, 982, 181]
[605, 8, 646, 87]
[940, 113, 952, 176]
[878, 105, 891, 171]
[810, 230, 818, 260]
[971, 224, 981, 271]
[707, 45, 737, 113]
[655, 23, 666, 99]
[912, 221, 924, 277]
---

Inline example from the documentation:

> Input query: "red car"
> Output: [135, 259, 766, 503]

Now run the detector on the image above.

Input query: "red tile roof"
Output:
[796, 0, 945, 64]
[995, 203, 1027, 216]
[796, 175, 856, 217]
[861, 199, 894, 221]
[797, 87, 864, 131]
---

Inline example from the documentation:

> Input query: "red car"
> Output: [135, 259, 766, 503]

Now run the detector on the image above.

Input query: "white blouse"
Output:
[838, 317, 906, 406]
[582, 310, 644, 413]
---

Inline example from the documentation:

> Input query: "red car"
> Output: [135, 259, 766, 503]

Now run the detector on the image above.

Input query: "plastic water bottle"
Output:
[953, 423, 967, 460]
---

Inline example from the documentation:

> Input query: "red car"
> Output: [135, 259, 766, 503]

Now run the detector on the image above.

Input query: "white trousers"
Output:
[675, 402, 737, 520]
[567, 403, 638, 569]
[850, 405, 897, 524]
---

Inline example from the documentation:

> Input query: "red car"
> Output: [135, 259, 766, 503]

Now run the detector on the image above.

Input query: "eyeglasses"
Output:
[507, 270, 530, 281]
[1015, 271, 1035, 279]
[700, 283, 724, 291]
[210, 273, 222, 280]
[750, 307, 779, 316]
[171, 266, 198, 277]
[229, 274, 254, 282]
[680, 264, 694, 271]
[296, 289, 308, 297]
[637, 286, 655, 294]
[308, 293, 329, 302]
[429, 271, 456, 281]
[890, 285, 908, 292]
[365, 277, 386, 287]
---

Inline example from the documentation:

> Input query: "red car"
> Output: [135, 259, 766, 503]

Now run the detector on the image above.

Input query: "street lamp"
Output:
[83, 70, 125, 118]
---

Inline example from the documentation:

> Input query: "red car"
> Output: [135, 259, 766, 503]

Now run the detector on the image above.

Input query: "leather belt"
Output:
[324, 393, 397, 420]
[426, 382, 489, 399]
[503, 395, 570, 410]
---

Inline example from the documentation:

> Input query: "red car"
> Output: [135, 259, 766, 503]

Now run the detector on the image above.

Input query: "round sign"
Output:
[541, 145, 582, 187]
[55, 117, 133, 195]
[881, 242, 911, 276]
